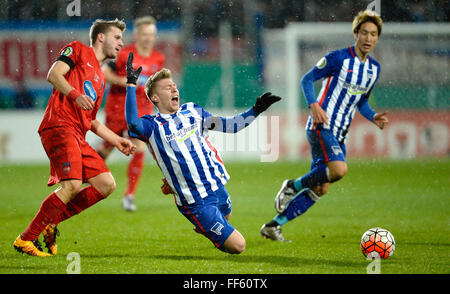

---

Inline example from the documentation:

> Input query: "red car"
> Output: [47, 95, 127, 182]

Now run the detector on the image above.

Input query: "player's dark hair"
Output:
[353, 10, 383, 36]
[89, 19, 126, 45]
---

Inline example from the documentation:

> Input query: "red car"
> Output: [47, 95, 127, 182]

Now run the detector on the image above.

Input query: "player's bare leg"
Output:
[55, 179, 83, 204]
[220, 229, 246, 254]
[326, 160, 347, 182]
[122, 138, 146, 211]
[87, 172, 116, 197]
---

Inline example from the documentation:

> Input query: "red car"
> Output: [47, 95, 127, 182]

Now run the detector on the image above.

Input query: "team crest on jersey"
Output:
[331, 145, 343, 155]
[316, 57, 327, 69]
[61, 47, 73, 57]
[210, 222, 224, 235]
[83, 80, 97, 102]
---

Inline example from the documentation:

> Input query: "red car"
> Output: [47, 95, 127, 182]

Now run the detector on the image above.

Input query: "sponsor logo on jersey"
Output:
[83, 80, 97, 102]
[343, 81, 368, 95]
[165, 122, 198, 143]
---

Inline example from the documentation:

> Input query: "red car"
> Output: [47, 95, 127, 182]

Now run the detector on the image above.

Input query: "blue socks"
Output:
[272, 189, 320, 226]
[269, 165, 328, 228]
[293, 164, 329, 191]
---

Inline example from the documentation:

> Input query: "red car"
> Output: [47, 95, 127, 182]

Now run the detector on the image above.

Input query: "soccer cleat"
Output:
[161, 178, 174, 195]
[260, 224, 291, 242]
[274, 179, 298, 213]
[13, 235, 52, 257]
[122, 194, 136, 212]
[42, 224, 59, 255]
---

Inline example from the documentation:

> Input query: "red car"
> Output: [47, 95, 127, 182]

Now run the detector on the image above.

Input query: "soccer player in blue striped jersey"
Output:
[125, 52, 281, 253]
[261, 10, 389, 242]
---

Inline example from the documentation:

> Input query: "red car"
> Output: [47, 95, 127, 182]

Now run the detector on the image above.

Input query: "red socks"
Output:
[21, 193, 66, 241]
[21, 186, 106, 241]
[124, 151, 144, 197]
[56, 185, 106, 223]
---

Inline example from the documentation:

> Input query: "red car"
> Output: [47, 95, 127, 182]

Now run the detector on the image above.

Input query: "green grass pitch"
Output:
[0, 159, 448, 274]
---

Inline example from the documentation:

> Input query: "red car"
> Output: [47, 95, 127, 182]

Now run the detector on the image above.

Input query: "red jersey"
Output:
[38, 40, 106, 138]
[105, 44, 165, 118]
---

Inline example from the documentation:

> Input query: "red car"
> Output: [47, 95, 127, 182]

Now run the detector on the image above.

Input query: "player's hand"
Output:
[373, 111, 389, 130]
[115, 137, 136, 156]
[253, 92, 282, 115]
[310, 102, 329, 126]
[126, 52, 142, 85]
[75, 94, 95, 111]
[161, 178, 174, 195]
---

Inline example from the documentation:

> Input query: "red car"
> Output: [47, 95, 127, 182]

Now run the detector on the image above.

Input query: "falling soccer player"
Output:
[125, 52, 281, 254]
[13, 19, 136, 257]
[97, 16, 165, 212]
[260, 10, 389, 242]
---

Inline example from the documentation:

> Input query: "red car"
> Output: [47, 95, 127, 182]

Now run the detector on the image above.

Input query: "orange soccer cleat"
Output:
[13, 235, 52, 257]
[42, 224, 59, 255]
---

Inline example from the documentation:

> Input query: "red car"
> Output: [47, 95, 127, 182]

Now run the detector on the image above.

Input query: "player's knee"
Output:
[98, 177, 116, 197]
[221, 231, 246, 254]
[228, 238, 246, 254]
[328, 164, 347, 181]
[104, 179, 116, 197]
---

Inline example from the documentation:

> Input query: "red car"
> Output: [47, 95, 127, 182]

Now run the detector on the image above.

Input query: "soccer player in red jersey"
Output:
[13, 19, 136, 257]
[96, 16, 165, 211]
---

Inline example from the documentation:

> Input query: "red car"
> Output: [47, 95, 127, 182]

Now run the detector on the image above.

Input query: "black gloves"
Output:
[126, 52, 142, 85]
[252, 92, 282, 115]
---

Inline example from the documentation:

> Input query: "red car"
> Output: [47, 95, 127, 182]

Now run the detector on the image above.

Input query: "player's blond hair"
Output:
[134, 16, 157, 30]
[145, 68, 172, 104]
[352, 10, 383, 36]
[89, 18, 126, 45]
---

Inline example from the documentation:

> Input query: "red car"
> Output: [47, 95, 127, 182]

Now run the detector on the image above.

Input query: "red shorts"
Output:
[40, 127, 110, 186]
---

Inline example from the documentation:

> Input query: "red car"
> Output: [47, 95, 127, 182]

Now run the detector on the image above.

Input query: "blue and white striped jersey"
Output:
[131, 102, 257, 206]
[303, 45, 381, 143]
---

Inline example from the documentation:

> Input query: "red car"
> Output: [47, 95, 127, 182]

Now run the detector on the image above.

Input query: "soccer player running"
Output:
[97, 16, 165, 212]
[260, 10, 389, 242]
[13, 19, 136, 257]
[125, 53, 281, 254]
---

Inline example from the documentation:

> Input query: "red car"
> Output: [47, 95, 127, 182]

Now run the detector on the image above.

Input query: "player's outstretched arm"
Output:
[205, 92, 281, 133]
[125, 52, 145, 137]
[91, 120, 136, 156]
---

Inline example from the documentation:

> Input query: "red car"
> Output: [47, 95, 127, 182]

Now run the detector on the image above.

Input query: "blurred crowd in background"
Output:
[2, 0, 449, 37]
[0, 0, 449, 110]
